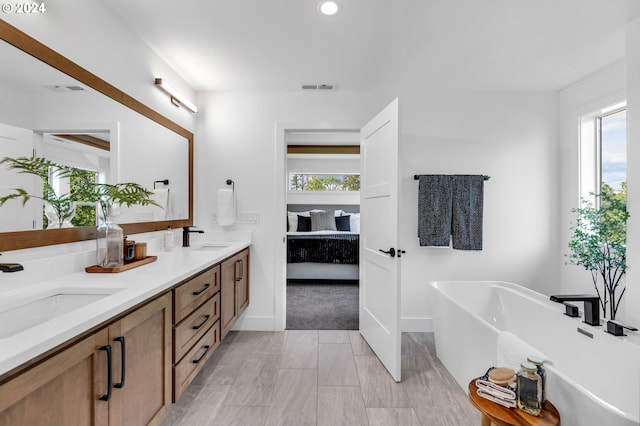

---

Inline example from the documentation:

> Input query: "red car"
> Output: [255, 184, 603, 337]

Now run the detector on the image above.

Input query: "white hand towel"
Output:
[476, 388, 517, 408]
[150, 188, 170, 221]
[475, 379, 516, 400]
[217, 188, 235, 226]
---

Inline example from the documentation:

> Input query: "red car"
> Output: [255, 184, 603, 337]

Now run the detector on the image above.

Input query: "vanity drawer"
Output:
[174, 293, 220, 362]
[174, 265, 220, 323]
[173, 321, 219, 401]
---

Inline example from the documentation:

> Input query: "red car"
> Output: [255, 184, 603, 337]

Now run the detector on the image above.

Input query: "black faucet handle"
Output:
[562, 302, 579, 318]
[606, 320, 638, 336]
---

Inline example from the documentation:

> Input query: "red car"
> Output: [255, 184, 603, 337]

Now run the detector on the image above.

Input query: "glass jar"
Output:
[96, 204, 123, 268]
[516, 362, 542, 416]
[527, 355, 546, 403]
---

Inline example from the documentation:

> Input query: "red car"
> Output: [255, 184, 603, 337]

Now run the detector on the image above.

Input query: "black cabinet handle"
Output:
[236, 259, 244, 282]
[192, 315, 211, 330]
[192, 345, 211, 364]
[192, 283, 210, 296]
[113, 336, 126, 389]
[99, 345, 112, 401]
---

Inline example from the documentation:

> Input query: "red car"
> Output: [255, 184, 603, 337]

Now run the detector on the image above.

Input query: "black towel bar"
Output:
[413, 174, 490, 181]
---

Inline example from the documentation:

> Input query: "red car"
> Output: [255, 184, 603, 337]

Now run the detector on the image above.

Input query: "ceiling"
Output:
[103, 0, 640, 93]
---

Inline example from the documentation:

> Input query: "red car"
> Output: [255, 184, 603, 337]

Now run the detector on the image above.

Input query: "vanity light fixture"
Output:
[318, 1, 340, 16]
[154, 78, 198, 113]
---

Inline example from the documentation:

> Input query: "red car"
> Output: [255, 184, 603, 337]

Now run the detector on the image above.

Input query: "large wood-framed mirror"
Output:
[0, 20, 193, 251]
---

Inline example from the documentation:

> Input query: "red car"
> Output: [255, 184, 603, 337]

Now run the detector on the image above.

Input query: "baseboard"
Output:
[232, 315, 276, 331]
[401, 317, 433, 332]
[232, 315, 432, 332]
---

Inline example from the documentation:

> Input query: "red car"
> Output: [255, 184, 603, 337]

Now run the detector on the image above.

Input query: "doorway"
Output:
[283, 130, 361, 330]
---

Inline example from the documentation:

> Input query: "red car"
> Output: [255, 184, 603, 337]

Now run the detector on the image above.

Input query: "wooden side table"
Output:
[468, 379, 561, 426]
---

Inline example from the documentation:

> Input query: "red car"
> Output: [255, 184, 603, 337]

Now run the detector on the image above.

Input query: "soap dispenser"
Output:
[164, 226, 174, 251]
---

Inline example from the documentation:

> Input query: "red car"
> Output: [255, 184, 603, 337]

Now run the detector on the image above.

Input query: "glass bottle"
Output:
[516, 362, 542, 416]
[527, 355, 546, 403]
[96, 204, 123, 268]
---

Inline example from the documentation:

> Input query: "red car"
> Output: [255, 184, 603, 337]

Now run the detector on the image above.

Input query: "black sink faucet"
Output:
[550, 294, 601, 326]
[182, 226, 205, 247]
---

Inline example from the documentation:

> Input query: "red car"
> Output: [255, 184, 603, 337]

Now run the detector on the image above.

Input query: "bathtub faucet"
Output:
[550, 294, 600, 326]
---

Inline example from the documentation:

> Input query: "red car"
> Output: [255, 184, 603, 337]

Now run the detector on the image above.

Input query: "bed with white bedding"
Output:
[286, 205, 360, 282]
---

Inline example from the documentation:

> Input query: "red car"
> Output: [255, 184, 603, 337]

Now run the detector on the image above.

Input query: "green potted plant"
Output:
[70, 172, 161, 268]
[0, 156, 77, 229]
[566, 184, 629, 320]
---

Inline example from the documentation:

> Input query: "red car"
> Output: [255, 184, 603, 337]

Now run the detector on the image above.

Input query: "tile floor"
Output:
[162, 331, 481, 426]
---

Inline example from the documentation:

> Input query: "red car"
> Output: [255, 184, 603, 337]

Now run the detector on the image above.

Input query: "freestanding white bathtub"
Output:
[430, 280, 640, 426]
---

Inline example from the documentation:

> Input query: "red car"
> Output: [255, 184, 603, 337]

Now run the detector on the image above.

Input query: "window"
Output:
[580, 101, 627, 203]
[599, 108, 626, 194]
[288, 173, 360, 191]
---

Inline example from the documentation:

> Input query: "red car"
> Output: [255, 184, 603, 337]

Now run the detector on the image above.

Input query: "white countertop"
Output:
[0, 238, 250, 379]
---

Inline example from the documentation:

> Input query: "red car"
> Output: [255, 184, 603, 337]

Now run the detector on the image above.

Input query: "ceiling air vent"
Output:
[301, 83, 335, 91]
[43, 84, 86, 92]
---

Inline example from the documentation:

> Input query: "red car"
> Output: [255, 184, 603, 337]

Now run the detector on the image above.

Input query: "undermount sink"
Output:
[195, 243, 231, 251]
[0, 287, 122, 339]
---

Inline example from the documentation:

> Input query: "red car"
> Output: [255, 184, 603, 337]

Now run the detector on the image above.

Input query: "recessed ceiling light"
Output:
[318, 1, 339, 16]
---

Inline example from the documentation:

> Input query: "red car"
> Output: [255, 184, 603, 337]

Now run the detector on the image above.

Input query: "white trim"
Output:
[233, 315, 275, 331]
[401, 317, 433, 332]
[274, 121, 362, 331]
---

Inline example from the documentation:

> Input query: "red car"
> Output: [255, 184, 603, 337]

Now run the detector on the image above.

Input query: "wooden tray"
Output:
[85, 256, 157, 273]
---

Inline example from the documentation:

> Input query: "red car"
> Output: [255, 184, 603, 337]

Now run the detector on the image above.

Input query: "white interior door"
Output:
[359, 98, 402, 381]
[0, 123, 38, 232]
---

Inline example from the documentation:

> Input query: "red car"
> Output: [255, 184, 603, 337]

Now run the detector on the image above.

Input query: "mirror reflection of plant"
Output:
[69, 170, 98, 227]
[71, 171, 161, 220]
[0, 156, 76, 228]
[567, 183, 628, 320]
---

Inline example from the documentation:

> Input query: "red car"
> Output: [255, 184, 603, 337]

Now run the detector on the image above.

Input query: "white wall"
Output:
[399, 92, 560, 330]
[625, 17, 640, 327]
[197, 90, 560, 331]
[3, 1, 196, 132]
[558, 61, 627, 301]
[195, 91, 391, 329]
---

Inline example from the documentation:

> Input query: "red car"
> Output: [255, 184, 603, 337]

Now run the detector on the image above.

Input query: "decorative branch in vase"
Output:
[566, 183, 628, 320]
[71, 173, 161, 268]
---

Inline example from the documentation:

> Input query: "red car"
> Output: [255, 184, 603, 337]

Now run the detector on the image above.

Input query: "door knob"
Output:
[379, 248, 396, 257]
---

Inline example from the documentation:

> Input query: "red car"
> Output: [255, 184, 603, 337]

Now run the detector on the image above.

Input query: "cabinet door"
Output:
[220, 255, 238, 339]
[108, 293, 172, 426]
[235, 249, 250, 316]
[0, 329, 109, 426]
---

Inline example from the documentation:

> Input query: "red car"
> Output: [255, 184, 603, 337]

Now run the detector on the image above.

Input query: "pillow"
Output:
[350, 213, 360, 233]
[296, 215, 311, 232]
[335, 215, 351, 231]
[310, 210, 337, 231]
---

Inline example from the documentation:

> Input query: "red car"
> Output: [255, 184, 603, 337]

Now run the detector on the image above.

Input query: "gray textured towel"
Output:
[417, 175, 484, 250]
[451, 175, 484, 250]
[418, 175, 453, 247]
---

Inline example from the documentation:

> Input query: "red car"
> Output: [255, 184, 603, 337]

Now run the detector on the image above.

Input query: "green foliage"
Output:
[71, 171, 160, 220]
[567, 183, 628, 319]
[1, 156, 160, 227]
[289, 173, 360, 191]
[0, 156, 76, 228]
[70, 170, 97, 227]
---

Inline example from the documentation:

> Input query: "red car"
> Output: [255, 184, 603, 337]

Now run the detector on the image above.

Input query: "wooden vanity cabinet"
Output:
[172, 265, 221, 402]
[108, 292, 172, 426]
[220, 248, 250, 339]
[0, 329, 109, 426]
[0, 293, 172, 426]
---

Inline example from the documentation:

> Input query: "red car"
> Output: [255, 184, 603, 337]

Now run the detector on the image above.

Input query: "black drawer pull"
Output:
[192, 283, 210, 296]
[236, 259, 243, 282]
[113, 336, 126, 389]
[192, 315, 211, 330]
[192, 345, 211, 364]
[99, 345, 112, 401]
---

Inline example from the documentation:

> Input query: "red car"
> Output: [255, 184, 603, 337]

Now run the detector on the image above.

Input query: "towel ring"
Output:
[226, 179, 234, 191]
[153, 179, 169, 189]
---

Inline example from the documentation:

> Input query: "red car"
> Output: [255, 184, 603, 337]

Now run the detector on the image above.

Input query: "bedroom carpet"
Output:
[286, 282, 359, 330]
